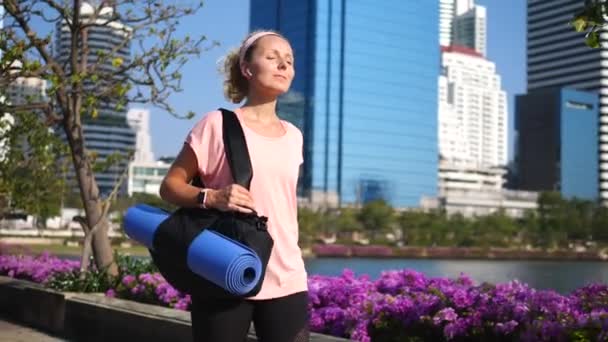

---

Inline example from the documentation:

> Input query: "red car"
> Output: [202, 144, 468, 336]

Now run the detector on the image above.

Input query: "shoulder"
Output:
[196, 109, 223, 127]
[189, 110, 223, 134]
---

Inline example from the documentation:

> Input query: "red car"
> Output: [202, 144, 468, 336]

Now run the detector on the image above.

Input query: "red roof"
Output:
[440, 45, 484, 59]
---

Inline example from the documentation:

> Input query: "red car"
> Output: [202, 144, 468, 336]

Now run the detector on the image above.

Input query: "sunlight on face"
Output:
[246, 35, 295, 97]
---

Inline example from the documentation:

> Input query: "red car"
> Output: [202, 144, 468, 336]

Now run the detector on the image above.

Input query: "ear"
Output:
[240, 63, 252, 78]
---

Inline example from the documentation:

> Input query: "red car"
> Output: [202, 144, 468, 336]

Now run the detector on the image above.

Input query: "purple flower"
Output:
[122, 275, 136, 287]
[496, 320, 519, 335]
[433, 307, 458, 325]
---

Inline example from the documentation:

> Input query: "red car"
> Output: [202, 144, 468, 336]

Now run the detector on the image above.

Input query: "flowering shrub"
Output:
[0, 252, 79, 284]
[109, 272, 191, 311]
[2, 252, 608, 341]
[351, 245, 393, 257]
[312, 244, 351, 257]
[308, 269, 608, 342]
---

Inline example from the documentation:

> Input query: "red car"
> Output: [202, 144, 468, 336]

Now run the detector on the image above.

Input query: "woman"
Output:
[159, 30, 309, 342]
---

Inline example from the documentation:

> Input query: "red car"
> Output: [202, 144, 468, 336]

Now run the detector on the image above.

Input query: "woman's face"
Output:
[245, 35, 295, 97]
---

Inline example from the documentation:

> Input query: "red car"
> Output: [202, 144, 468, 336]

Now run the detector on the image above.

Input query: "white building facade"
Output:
[127, 108, 154, 163]
[439, 45, 508, 170]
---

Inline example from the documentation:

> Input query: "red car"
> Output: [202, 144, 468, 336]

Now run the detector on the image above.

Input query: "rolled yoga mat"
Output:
[187, 230, 262, 295]
[123, 204, 263, 296]
[123, 204, 168, 250]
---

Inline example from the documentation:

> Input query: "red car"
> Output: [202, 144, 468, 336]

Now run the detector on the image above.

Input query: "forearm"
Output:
[159, 178, 210, 208]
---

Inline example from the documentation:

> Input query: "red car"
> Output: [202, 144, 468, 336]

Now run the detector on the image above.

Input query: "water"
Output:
[304, 257, 608, 294]
[68, 253, 608, 294]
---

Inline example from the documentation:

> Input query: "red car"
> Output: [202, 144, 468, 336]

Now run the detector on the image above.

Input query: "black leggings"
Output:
[190, 291, 310, 342]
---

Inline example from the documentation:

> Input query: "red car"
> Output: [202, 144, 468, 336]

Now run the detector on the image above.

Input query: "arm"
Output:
[159, 144, 256, 213]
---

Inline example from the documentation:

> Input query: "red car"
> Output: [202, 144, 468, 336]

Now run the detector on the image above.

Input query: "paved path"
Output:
[0, 317, 67, 342]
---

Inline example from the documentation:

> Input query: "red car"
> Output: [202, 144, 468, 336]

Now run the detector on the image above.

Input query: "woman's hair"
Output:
[220, 29, 286, 103]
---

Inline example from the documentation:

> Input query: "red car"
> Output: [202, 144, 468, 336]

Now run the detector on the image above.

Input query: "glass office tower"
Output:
[251, 0, 439, 207]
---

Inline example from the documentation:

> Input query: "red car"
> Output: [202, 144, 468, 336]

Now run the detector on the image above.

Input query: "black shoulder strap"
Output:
[219, 108, 253, 190]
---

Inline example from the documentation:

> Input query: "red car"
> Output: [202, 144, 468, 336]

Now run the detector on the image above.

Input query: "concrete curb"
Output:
[0, 276, 350, 341]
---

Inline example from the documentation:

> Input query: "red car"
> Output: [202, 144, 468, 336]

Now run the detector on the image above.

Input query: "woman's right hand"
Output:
[207, 184, 256, 214]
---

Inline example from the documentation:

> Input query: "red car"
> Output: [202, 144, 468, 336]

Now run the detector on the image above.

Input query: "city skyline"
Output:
[144, 0, 526, 163]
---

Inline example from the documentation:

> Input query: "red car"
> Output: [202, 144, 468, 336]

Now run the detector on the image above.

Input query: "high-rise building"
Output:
[250, 0, 439, 207]
[526, 0, 607, 202]
[452, 5, 487, 57]
[454, 0, 474, 16]
[439, 0, 456, 46]
[54, 2, 135, 195]
[433, 1, 518, 217]
[0, 5, 3, 60]
[5, 62, 47, 107]
[438, 45, 507, 168]
[440, 0, 484, 55]
[126, 107, 168, 197]
[515, 88, 599, 200]
[126, 108, 154, 163]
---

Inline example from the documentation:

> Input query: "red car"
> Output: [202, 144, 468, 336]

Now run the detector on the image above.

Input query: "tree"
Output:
[571, 0, 608, 48]
[592, 206, 608, 242]
[1, 1, 212, 276]
[397, 210, 427, 246]
[0, 110, 68, 227]
[358, 200, 395, 242]
[297, 207, 324, 247]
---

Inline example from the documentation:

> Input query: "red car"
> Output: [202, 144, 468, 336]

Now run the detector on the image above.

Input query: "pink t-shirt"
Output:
[185, 108, 308, 300]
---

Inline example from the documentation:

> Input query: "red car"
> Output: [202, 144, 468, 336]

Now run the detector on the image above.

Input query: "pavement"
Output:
[0, 317, 67, 342]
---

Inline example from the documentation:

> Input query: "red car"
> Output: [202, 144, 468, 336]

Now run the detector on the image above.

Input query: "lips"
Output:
[274, 75, 287, 80]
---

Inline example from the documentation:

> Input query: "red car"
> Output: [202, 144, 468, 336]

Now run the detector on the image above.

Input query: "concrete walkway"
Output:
[0, 317, 67, 342]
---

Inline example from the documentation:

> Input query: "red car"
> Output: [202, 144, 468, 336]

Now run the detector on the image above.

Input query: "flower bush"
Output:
[109, 272, 191, 310]
[2, 252, 608, 341]
[308, 269, 608, 342]
[0, 252, 79, 284]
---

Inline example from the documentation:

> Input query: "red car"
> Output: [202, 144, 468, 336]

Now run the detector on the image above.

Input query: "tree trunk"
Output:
[64, 119, 117, 276]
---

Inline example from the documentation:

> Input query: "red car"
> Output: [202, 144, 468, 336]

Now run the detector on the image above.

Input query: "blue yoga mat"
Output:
[122, 204, 262, 296]
[187, 230, 262, 295]
[123, 204, 168, 250]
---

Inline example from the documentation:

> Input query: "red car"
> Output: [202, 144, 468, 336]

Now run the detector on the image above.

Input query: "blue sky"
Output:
[147, 0, 252, 159]
[149, 0, 527, 161]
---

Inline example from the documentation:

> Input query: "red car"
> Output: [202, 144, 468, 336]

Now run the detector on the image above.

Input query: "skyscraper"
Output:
[437, 0, 506, 200]
[516, 88, 599, 200]
[126, 109, 154, 163]
[452, 4, 487, 57]
[526, 0, 607, 202]
[250, 0, 439, 207]
[54, 2, 135, 195]
[0, 5, 3, 60]
[439, 46, 507, 168]
[439, 0, 456, 46]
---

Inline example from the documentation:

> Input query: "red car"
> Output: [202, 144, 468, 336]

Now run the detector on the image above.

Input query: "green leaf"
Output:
[586, 31, 601, 48]
[571, 16, 588, 32]
[111, 57, 124, 68]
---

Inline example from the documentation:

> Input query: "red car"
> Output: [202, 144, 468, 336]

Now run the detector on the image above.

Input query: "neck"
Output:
[242, 92, 279, 122]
